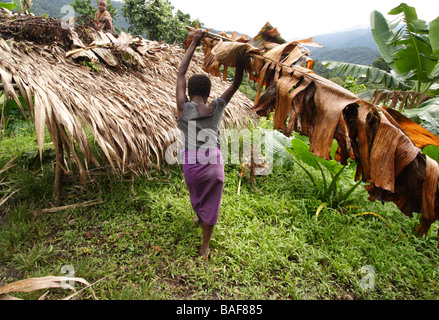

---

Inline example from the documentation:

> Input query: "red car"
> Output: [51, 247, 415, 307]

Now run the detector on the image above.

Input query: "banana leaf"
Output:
[423, 145, 439, 163]
[259, 128, 295, 171]
[322, 61, 408, 89]
[404, 97, 439, 136]
[431, 17, 439, 55]
[370, 10, 395, 68]
[0, 2, 15, 10]
[386, 4, 439, 91]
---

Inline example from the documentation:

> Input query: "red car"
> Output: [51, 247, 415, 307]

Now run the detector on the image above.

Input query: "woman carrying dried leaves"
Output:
[176, 29, 246, 260]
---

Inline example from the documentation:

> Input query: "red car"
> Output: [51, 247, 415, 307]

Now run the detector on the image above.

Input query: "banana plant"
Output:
[286, 138, 363, 209]
[375, 3, 439, 93]
[324, 3, 439, 94]
[323, 61, 410, 90]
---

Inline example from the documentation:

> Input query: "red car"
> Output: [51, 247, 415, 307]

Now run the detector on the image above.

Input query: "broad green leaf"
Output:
[290, 138, 320, 171]
[288, 137, 361, 207]
[404, 97, 439, 136]
[422, 145, 439, 163]
[430, 16, 439, 55]
[389, 4, 429, 35]
[290, 138, 344, 176]
[428, 83, 439, 96]
[370, 10, 395, 67]
[0, 2, 15, 10]
[384, 3, 439, 91]
[322, 61, 407, 89]
[393, 35, 437, 84]
[418, 114, 439, 138]
[260, 128, 295, 171]
[388, 3, 418, 20]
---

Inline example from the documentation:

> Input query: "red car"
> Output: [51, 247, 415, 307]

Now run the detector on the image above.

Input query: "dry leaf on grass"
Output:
[0, 276, 97, 300]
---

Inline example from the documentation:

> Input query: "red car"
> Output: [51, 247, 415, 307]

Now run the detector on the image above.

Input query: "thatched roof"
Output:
[189, 23, 439, 246]
[0, 16, 255, 185]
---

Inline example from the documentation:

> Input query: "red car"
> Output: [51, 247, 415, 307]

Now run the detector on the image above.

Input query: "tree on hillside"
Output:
[121, 0, 203, 43]
[372, 57, 391, 73]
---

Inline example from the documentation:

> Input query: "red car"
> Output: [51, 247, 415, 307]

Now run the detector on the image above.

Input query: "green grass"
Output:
[0, 129, 438, 300]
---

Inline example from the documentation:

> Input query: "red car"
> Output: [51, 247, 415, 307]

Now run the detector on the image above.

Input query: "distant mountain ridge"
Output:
[311, 28, 378, 50]
[306, 28, 380, 65]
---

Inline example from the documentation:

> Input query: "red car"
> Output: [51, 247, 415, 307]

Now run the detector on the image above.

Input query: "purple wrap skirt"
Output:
[182, 147, 224, 226]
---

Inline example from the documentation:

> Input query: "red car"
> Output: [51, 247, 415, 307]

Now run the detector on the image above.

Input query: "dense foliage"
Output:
[121, 0, 202, 43]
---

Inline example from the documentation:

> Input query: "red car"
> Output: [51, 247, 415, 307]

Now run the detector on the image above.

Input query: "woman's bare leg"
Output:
[200, 222, 214, 259]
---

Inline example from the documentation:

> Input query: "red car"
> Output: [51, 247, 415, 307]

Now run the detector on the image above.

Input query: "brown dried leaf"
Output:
[0, 276, 97, 300]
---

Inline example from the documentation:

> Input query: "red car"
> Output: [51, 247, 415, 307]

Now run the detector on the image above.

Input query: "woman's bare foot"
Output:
[199, 246, 211, 260]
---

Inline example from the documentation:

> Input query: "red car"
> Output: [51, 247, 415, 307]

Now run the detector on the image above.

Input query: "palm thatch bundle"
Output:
[189, 23, 439, 245]
[0, 16, 255, 196]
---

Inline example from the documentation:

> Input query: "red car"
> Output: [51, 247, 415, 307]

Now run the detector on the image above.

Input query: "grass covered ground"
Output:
[0, 127, 438, 300]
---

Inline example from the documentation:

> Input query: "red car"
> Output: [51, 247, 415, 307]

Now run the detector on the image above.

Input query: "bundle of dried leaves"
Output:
[190, 22, 439, 246]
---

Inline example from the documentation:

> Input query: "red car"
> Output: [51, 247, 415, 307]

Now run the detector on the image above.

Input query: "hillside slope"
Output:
[310, 46, 380, 65]
[309, 28, 380, 65]
[312, 28, 378, 50]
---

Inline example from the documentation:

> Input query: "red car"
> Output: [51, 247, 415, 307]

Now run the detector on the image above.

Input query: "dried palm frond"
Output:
[248, 22, 286, 49]
[210, 40, 260, 67]
[0, 156, 17, 214]
[372, 90, 432, 110]
[0, 276, 97, 300]
[189, 23, 439, 246]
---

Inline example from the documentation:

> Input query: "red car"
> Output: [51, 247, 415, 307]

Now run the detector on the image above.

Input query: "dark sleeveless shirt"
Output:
[176, 98, 226, 151]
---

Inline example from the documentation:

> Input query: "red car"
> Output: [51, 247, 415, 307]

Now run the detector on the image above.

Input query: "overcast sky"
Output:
[169, 0, 438, 40]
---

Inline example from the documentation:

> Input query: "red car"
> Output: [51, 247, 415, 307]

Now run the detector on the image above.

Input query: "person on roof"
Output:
[95, 0, 113, 33]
